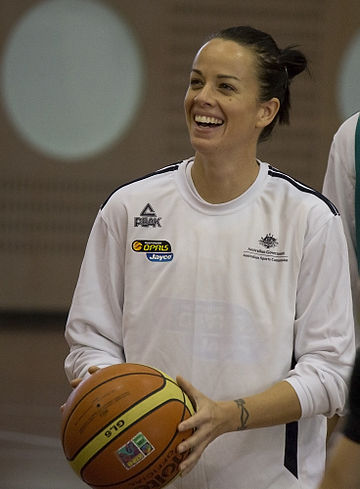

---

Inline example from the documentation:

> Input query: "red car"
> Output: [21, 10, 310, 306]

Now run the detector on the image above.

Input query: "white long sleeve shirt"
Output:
[65, 159, 355, 489]
[323, 112, 360, 343]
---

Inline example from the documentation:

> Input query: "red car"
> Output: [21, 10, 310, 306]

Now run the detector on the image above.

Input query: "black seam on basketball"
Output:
[65, 369, 164, 425]
[83, 398, 190, 487]
[63, 371, 166, 460]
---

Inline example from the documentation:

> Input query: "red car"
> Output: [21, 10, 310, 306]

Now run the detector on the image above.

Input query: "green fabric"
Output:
[355, 113, 360, 272]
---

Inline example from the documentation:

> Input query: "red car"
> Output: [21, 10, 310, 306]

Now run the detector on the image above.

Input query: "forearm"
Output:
[232, 380, 301, 431]
[318, 436, 360, 489]
[177, 378, 302, 475]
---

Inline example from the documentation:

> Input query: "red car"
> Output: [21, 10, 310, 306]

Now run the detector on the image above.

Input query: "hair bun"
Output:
[280, 46, 308, 79]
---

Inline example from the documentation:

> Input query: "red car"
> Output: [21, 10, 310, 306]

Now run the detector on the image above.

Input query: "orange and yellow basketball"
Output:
[61, 363, 194, 489]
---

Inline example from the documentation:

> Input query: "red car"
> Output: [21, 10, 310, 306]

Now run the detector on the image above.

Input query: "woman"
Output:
[64, 26, 355, 489]
[322, 112, 360, 344]
[318, 348, 360, 489]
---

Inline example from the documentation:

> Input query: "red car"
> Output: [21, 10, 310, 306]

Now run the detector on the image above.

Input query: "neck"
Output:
[191, 153, 259, 204]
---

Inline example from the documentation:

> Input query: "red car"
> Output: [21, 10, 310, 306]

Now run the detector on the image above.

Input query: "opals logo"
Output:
[132, 240, 171, 253]
[132, 240, 173, 262]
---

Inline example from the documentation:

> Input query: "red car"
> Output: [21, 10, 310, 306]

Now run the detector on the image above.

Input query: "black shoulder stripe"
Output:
[101, 162, 181, 209]
[268, 166, 339, 216]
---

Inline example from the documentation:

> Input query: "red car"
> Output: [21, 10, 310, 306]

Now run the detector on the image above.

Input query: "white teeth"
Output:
[195, 115, 223, 125]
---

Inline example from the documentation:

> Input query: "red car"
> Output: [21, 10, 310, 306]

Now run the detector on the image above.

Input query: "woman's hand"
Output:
[70, 365, 100, 388]
[176, 376, 238, 475]
[175, 377, 301, 476]
[61, 366, 100, 412]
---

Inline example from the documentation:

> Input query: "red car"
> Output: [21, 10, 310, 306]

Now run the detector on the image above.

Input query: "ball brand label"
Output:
[117, 432, 155, 470]
[128, 450, 186, 489]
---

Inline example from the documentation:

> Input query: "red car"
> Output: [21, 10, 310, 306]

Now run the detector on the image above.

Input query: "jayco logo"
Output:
[134, 204, 162, 228]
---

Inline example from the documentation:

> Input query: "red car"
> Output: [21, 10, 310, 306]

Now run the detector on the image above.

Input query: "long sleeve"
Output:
[285, 213, 355, 418]
[322, 113, 360, 339]
[64, 209, 126, 381]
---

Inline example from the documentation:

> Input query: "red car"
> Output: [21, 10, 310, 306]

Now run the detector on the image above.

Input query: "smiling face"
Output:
[184, 38, 276, 159]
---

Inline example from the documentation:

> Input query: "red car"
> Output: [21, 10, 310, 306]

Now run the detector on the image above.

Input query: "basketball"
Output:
[61, 363, 195, 489]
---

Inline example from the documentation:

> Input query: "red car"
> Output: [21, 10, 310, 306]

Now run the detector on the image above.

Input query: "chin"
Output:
[190, 139, 219, 156]
[189, 132, 213, 147]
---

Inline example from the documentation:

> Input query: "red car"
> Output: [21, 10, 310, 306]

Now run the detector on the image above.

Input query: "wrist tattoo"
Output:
[234, 398, 249, 430]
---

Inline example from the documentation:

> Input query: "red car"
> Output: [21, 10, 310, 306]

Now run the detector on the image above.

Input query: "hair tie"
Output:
[284, 65, 289, 89]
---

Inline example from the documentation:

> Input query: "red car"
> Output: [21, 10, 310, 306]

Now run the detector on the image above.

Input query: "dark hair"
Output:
[208, 26, 308, 142]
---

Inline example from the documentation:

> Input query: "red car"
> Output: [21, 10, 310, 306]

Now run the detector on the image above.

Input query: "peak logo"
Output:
[134, 204, 162, 228]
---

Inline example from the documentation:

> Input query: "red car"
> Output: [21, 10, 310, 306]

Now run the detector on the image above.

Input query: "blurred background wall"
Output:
[1, 0, 360, 314]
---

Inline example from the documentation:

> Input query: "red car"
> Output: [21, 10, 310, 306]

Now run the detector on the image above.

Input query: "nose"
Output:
[194, 83, 215, 105]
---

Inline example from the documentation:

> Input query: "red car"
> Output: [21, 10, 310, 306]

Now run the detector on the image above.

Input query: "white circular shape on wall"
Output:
[337, 29, 360, 120]
[1, 0, 144, 160]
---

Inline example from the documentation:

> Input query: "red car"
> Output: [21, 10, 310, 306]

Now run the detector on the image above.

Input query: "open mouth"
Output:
[194, 115, 224, 128]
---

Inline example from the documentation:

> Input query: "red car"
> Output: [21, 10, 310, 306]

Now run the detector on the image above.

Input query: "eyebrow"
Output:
[191, 68, 240, 82]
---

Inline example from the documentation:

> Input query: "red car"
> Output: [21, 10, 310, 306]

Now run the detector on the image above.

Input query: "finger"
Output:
[178, 420, 205, 453]
[70, 366, 100, 389]
[176, 375, 198, 409]
[88, 365, 100, 374]
[70, 377, 82, 388]
[176, 375, 194, 394]
[178, 411, 200, 432]
[178, 443, 204, 475]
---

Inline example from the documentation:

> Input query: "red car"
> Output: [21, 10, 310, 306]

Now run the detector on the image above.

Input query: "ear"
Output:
[256, 97, 280, 128]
